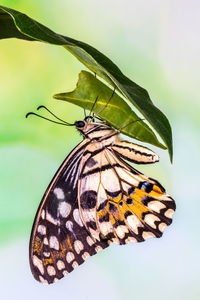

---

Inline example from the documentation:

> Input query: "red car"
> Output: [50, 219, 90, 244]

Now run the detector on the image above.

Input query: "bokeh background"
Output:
[1, 0, 200, 299]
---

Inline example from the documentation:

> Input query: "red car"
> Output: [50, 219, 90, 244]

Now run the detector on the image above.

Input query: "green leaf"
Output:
[54, 71, 166, 149]
[0, 5, 173, 161]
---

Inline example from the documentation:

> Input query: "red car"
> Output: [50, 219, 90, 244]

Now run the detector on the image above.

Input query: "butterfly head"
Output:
[74, 117, 113, 140]
[74, 116, 95, 131]
[74, 120, 86, 129]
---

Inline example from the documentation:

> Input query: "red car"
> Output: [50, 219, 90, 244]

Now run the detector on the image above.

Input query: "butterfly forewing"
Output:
[29, 138, 109, 284]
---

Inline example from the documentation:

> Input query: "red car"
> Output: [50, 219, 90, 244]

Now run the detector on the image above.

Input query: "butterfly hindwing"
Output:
[79, 143, 175, 245]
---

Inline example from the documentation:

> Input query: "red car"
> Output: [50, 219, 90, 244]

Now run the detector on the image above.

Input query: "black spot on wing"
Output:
[64, 190, 74, 204]
[58, 224, 71, 242]
[124, 211, 132, 218]
[97, 200, 108, 212]
[86, 221, 97, 230]
[106, 190, 121, 198]
[126, 198, 133, 205]
[80, 190, 97, 209]
[102, 232, 115, 240]
[138, 181, 153, 193]
[109, 203, 118, 212]
[45, 222, 58, 240]
[47, 194, 59, 219]
[128, 187, 135, 195]
[113, 219, 125, 228]
[141, 196, 154, 206]
[99, 213, 110, 223]
[86, 157, 98, 168]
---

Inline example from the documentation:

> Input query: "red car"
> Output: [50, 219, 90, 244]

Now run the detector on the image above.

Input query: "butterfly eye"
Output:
[75, 120, 85, 128]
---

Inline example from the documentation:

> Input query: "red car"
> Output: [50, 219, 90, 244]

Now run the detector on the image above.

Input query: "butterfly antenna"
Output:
[26, 106, 74, 126]
[26, 112, 74, 126]
[37, 105, 73, 125]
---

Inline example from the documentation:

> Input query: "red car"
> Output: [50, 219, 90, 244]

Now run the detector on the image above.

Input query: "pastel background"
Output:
[0, 0, 199, 299]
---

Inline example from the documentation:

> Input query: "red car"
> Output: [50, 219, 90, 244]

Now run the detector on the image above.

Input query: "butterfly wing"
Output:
[79, 145, 175, 245]
[29, 139, 109, 284]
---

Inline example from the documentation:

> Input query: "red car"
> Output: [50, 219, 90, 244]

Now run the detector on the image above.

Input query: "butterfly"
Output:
[27, 106, 176, 284]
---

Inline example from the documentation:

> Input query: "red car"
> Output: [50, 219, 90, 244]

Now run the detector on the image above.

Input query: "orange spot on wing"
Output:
[66, 235, 73, 250]
[43, 258, 53, 266]
[33, 236, 42, 255]
[149, 186, 164, 197]
[128, 189, 150, 220]
[151, 185, 163, 194]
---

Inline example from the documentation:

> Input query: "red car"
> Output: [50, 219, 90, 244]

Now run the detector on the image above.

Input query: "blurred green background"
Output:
[0, 0, 200, 299]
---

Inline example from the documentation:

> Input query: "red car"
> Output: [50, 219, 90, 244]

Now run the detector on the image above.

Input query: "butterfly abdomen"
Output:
[111, 141, 159, 164]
